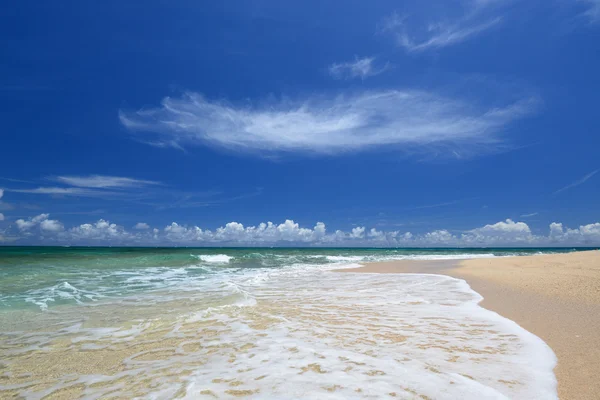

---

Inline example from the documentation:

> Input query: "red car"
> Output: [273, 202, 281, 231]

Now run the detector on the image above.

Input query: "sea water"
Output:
[0, 247, 579, 399]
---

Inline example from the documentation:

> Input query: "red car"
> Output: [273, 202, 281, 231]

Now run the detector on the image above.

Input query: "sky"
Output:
[1, 0, 599, 246]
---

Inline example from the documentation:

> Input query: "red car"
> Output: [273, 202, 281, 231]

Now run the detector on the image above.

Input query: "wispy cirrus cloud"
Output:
[581, 0, 600, 23]
[4, 174, 262, 213]
[399, 17, 502, 52]
[553, 169, 598, 195]
[120, 90, 537, 157]
[407, 198, 477, 210]
[379, 1, 503, 52]
[8, 187, 117, 197]
[520, 212, 539, 218]
[328, 57, 390, 80]
[52, 175, 161, 189]
[6, 175, 161, 199]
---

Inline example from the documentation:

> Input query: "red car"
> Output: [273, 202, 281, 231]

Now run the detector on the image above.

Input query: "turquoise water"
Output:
[0, 246, 592, 311]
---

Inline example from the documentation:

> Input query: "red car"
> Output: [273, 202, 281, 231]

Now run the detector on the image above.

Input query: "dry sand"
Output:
[336, 250, 600, 400]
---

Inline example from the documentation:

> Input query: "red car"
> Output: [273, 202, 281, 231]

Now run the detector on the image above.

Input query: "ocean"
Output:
[0, 247, 588, 399]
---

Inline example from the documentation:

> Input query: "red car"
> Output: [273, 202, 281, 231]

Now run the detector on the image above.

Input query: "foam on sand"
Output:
[0, 265, 557, 399]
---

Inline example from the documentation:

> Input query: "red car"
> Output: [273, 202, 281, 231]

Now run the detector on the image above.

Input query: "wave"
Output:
[10, 269, 557, 399]
[194, 254, 233, 263]
[24, 281, 103, 311]
[325, 255, 367, 262]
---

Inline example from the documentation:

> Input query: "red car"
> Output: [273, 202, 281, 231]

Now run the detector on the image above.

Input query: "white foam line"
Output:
[337, 270, 558, 398]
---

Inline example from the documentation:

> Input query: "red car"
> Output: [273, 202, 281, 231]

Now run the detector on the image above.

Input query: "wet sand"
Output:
[336, 250, 600, 400]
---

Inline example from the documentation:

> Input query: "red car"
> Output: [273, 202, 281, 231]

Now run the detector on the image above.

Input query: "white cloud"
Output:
[581, 0, 600, 23]
[6, 176, 161, 200]
[549, 222, 564, 239]
[134, 222, 150, 230]
[163, 220, 327, 244]
[554, 169, 598, 195]
[70, 219, 131, 241]
[164, 222, 204, 241]
[54, 175, 160, 189]
[120, 90, 536, 156]
[9, 187, 112, 197]
[15, 219, 36, 231]
[380, 2, 503, 53]
[395, 18, 501, 52]
[15, 213, 50, 231]
[520, 212, 538, 218]
[547, 221, 600, 244]
[0, 213, 4, 221]
[40, 219, 64, 232]
[367, 228, 386, 240]
[463, 219, 534, 244]
[0, 188, 4, 199]
[469, 218, 532, 236]
[351, 226, 366, 239]
[328, 57, 390, 80]
[422, 229, 456, 244]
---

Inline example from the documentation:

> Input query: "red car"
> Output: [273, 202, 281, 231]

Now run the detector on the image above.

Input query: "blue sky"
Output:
[1, 0, 599, 246]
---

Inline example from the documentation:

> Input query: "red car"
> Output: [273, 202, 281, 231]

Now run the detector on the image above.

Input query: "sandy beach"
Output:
[337, 250, 600, 400]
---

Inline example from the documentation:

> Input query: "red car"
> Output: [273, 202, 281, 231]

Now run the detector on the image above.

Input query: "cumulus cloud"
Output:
[16, 213, 49, 231]
[351, 226, 366, 239]
[421, 229, 456, 245]
[69, 219, 131, 241]
[6, 214, 600, 246]
[328, 57, 390, 80]
[15, 219, 36, 231]
[549, 222, 564, 239]
[547, 222, 600, 244]
[0, 188, 3, 199]
[40, 219, 64, 232]
[15, 213, 63, 233]
[0, 213, 4, 221]
[164, 220, 327, 244]
[134, 222, 150, 230]
[120, 90, 536, 156]
[463, 219, 533, 244]
[53, 175, 160, 189]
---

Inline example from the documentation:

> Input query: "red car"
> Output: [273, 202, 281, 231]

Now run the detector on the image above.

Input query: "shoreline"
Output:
[336, 250, 600, 400]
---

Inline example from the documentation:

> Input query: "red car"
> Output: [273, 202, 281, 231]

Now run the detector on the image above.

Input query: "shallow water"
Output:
[0, 247, 573, 399]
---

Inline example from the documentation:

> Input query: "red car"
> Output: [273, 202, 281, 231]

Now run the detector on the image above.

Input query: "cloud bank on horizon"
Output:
[2, 214, 599, 247]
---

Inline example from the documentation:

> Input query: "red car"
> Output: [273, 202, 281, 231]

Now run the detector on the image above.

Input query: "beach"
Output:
[337, 250, 600, 400]
[0, 247, 591, 399]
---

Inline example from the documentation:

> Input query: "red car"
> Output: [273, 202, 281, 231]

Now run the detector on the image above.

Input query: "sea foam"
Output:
[0, 251, 558, 399]
[2, 265, 557, 399]
[195, 254, 233, 263]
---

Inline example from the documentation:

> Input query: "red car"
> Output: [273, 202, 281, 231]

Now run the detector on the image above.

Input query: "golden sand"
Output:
[337, 250, 600, 400]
